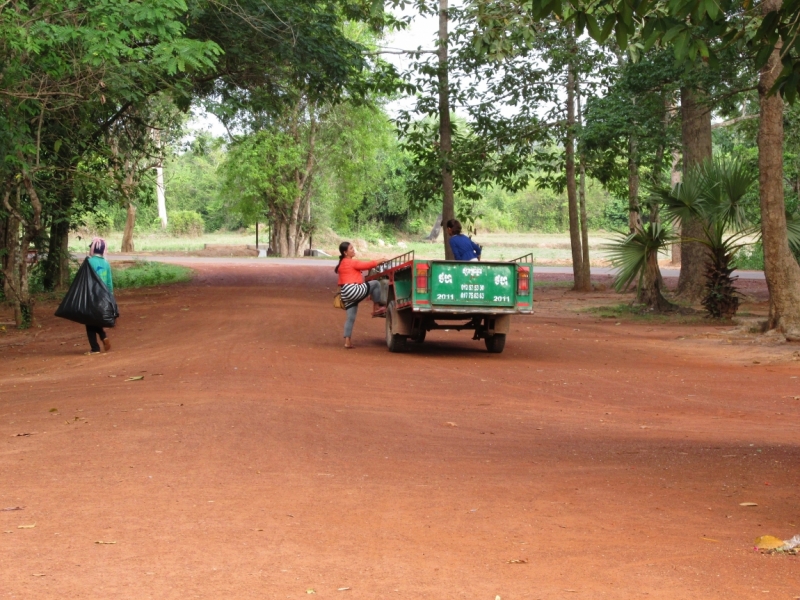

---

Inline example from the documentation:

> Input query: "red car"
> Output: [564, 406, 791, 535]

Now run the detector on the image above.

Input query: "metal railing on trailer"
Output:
[370, 250, 415, 276]
[510, 253, 534, 264]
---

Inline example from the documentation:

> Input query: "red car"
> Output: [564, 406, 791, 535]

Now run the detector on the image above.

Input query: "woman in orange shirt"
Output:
[335, 241, 382, 349]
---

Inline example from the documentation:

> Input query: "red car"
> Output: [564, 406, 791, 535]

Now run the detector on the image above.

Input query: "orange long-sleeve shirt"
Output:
[336, 258, 380, 285]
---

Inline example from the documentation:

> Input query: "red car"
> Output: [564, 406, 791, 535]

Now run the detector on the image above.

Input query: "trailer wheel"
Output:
[411, 329, 426, 343]
[484, 334, 506, 354]
[385, 302, 407, 352]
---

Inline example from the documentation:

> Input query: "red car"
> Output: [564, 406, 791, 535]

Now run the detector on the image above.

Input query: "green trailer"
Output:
[366, 251, 534, 353]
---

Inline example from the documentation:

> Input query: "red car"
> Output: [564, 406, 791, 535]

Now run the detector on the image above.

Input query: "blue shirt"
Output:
[449, 234, 481, 261]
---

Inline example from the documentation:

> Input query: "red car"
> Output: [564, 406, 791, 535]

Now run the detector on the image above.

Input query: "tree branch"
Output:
[365, 47, 438, 56]
[711, 114, 758, 129]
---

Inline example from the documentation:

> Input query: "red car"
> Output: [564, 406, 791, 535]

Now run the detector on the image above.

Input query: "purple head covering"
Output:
[89, 237, 106, 257]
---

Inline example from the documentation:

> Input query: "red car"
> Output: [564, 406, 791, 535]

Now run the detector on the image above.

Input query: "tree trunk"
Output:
[758, 0, 800, 340]
[0, 213, 6, 293]
[678, 87, 712, 300]
[426, 213, 443, 241]
[43, 216, 70, 291]
[638, 244, 676, 311]
[43, 183, 73, 291]
[3, 182, 40, 327]
[627, 135, 643, 232]
[121, 202, 136, 252]
[156, 165, 167, 229]
[576, 83, 591, 291]
[2, 189, 20, 314]
[565, 56, 587, 290]
[438, 0, 455, 260]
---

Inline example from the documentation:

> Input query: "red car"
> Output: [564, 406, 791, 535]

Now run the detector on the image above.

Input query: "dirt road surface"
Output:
[2, 264, 799, 599]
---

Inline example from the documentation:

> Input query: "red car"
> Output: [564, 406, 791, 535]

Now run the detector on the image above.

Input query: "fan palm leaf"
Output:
[700, 158, 756, 230]
[605, 223, 675, 293]
[654, 167, 705, 227]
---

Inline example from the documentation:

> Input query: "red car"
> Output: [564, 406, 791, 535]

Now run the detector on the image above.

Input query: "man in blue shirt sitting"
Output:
[446, 219, 482, 261]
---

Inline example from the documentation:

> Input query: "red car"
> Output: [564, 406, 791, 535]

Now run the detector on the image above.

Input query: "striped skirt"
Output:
[340, 283, 370, 309]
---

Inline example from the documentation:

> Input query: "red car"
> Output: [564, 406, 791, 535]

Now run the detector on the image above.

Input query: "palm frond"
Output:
[700, 157, 756, 230]
[604, 223, 675, 293]
[657, 167, 705, 226]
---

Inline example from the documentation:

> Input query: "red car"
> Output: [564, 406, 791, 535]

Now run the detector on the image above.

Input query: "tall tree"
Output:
[757, 0, 800, 339]
[677, 87, 713, 300]
[0, 0, 220, 325]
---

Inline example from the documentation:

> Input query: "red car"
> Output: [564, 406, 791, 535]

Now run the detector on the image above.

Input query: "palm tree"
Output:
[606, 222, 678, 311]
[657, 158, 758, 318]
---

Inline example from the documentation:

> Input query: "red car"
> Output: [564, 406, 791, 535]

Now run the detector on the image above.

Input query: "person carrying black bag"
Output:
[55, 237, 118, 355]
[83, 238, 114, 354]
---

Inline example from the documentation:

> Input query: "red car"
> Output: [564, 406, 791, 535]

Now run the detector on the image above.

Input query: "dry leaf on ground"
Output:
[740, 502, 758, 507]
[126, 376, 144, 381]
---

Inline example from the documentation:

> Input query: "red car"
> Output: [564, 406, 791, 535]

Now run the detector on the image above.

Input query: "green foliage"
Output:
[112, 262, 193, 289]
[479, 179, 621, 233]
[188, 0, 400, 130]
[658, 157, 759, 317]
[315, 103, 409, 231]
[733, 243, 765, 271]
[167, 211, 205, 237]
[80, 207, 115, 237]
[222, 128, 304, 223]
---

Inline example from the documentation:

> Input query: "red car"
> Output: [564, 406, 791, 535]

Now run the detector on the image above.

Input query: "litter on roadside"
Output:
[755, 534, 800, 553]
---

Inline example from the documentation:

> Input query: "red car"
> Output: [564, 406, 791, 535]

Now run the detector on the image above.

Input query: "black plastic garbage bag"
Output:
[55, 260, 119, 327]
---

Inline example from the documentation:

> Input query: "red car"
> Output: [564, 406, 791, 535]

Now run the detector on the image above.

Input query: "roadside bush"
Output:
[733, 242, 764, 271]
[81, 208, 114, 236]
[167, 211, 205, 237]
[112, 261, 194, 288]
[734, 240, 800, 271]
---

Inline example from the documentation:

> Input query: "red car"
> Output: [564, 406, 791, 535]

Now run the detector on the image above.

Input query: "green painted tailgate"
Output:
[430, 262, 516, 307]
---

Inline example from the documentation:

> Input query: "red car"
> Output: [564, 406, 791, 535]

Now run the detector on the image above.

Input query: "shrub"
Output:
[112, 261, 193, 289]
[733, 242, 764, 271]
[81, 209, 114, 236]
[167, 211, 205, 237]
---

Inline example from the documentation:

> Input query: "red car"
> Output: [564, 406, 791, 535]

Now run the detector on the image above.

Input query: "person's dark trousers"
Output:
[85, 325, 106, 352]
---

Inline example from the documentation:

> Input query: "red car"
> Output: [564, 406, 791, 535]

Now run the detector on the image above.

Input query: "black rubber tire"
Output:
[411, 329, 426, 343]
[484, 333, 506, 354]
[385, 302, 407, 352]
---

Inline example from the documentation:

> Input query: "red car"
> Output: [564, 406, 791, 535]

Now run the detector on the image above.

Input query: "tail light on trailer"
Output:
[416, 263, 429, 294]
[516, 266, 530, 295]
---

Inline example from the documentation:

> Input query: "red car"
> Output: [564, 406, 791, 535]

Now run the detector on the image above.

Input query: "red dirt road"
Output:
[2, 264, 800, 599]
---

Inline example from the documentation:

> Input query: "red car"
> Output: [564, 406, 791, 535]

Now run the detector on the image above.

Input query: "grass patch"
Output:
[112, 261, 193, 289]
[586, 303, 704, 323]
[533, 279, 608, 289]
